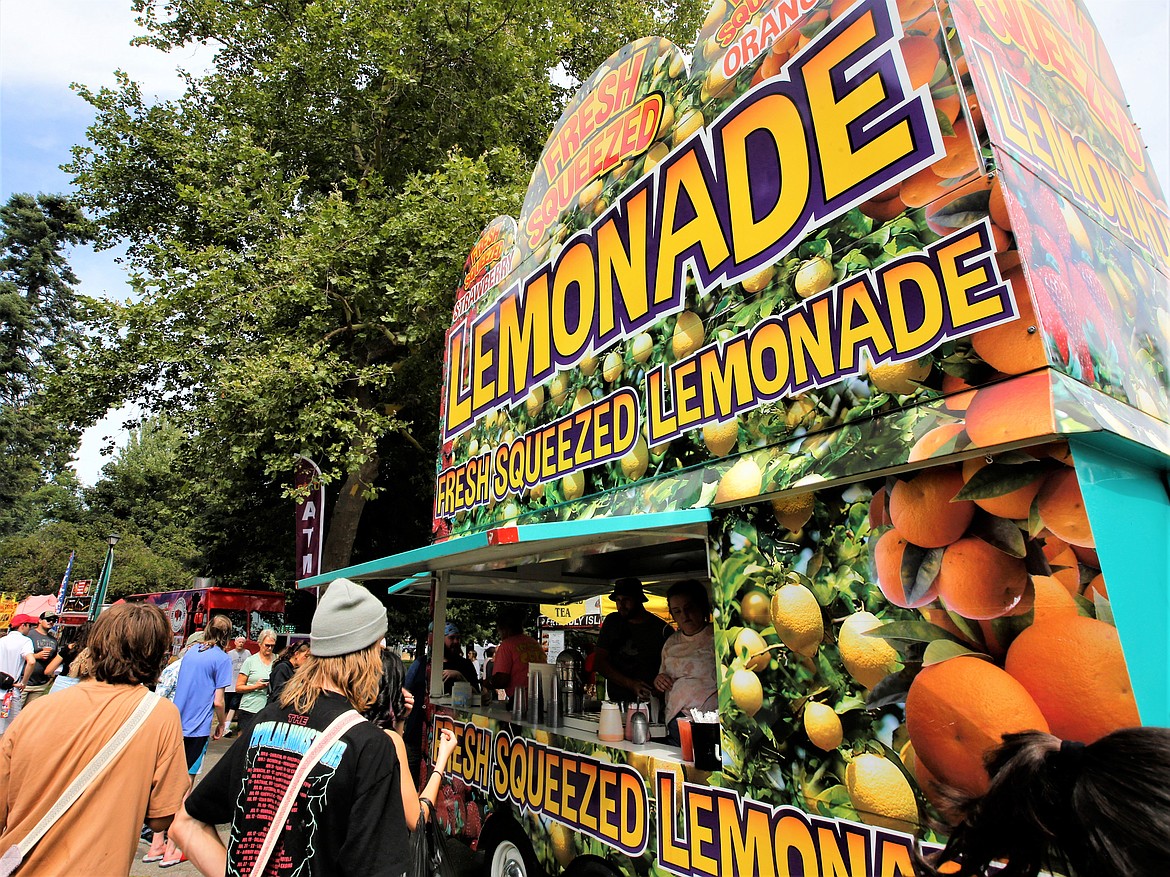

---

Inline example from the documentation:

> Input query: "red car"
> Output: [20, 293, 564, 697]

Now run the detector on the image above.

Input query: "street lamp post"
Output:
[89, 533, 121, 621]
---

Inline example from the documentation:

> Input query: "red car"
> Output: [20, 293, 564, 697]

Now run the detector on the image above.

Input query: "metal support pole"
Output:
[89, 534, 120, 621]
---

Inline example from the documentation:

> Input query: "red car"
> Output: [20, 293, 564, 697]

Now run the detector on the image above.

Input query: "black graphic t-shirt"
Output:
[27, 630, 58, 686]
[185, 691, 408, 877]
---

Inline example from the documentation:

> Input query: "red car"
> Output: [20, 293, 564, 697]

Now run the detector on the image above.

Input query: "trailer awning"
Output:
[297, 509, 712, 601]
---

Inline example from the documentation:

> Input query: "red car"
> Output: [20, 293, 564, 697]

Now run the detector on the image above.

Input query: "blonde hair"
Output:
[73, 647, 95, 680]
[279, 642, 383, 714]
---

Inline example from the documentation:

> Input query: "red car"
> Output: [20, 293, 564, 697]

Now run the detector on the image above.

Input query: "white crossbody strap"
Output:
[18, 690, 162, 856]
[248, 709, 366, 877]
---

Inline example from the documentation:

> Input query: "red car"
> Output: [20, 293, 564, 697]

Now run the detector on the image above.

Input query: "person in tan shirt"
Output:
[0, 602, 190, 875]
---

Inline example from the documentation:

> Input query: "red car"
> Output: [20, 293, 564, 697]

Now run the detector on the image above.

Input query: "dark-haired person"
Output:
[267, 640, 310, 704]
[402, 621, 477, 783]
[172, 578, 410, 877]
[364, 651, 458, 830]
[490, 605, 546, 698]
[915, 727, 1170, 877]
[21, 610, 61, 705]
[653, 579, 717, 744]
[0, 602, 189, 875]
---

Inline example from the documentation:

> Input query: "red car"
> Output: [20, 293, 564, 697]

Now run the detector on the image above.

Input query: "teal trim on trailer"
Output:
[1071, 435, 1170, 728]
[296, 509, 713, 599]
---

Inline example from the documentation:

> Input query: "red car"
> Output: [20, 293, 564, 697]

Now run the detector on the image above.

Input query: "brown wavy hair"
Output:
[88, 602, 171, 686]
[203, 614, 232, 649]
[279, 642, 383, 714]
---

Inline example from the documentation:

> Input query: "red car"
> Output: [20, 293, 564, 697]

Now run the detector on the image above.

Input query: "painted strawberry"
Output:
[464, 800, 483, 838]
[1028, 197, 1071, 265]
[1030, 265, 1073, 365]
[1070, 259, 1125, 368]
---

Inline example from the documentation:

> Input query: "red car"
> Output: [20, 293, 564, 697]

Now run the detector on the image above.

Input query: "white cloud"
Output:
[0, 0, 213, 99]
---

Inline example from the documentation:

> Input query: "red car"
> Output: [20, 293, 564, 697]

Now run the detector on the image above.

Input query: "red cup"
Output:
[677, 717, 694, 762]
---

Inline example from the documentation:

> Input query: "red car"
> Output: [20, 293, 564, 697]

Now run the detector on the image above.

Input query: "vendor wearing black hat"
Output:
[593, 578, 673, 703]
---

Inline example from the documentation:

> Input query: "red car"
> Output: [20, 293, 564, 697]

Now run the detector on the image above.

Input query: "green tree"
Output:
[64, 0, 704, 573]
[0, 194, 93, 534]
[0, 521, 192, 600]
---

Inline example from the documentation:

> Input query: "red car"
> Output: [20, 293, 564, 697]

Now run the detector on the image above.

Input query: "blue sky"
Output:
[2, 0, 1168, 485]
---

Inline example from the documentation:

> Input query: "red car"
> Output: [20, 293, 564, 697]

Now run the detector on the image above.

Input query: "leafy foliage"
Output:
[62, 0, 704, 570]
[0, 194, 94, 534]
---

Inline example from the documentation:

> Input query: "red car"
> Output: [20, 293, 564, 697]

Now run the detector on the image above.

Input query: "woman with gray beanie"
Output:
[172, 578, 408, 877]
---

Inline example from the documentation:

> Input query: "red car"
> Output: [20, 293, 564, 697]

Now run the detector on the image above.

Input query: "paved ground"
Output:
[130, 735, 232, 877]
[129, 735, 483, 877]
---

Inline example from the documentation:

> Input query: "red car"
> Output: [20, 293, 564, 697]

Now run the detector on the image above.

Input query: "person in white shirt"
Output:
[0, 614, 38, 735]
[223, 634, 251, 736]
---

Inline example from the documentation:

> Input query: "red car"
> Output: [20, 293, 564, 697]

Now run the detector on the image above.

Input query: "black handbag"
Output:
[411, 799, 457, 877]
[0, 673, 14, 691]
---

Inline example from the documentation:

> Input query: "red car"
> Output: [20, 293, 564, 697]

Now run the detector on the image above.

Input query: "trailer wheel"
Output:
[564, 855, 622, 877]
[478, 813, 541, 877]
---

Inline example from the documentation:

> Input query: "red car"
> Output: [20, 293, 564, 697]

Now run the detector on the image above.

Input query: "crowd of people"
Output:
[0, 577, 1166, 876]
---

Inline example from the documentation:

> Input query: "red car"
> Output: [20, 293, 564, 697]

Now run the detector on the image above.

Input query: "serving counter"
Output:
[431, 697, 682, 761]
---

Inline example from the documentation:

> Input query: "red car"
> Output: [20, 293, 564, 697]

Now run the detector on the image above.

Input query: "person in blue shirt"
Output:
[160, 614, 232, 865]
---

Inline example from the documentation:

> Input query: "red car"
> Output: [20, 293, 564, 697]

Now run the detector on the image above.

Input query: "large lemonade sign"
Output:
[436, 0, 1037, 522]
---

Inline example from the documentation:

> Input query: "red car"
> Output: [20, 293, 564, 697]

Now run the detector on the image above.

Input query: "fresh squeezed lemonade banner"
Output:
[435, 0, 1023, 519]
[434, 717, 923, 876]
[950, 0, 1170, 264]
[948, 0, 1170, 420]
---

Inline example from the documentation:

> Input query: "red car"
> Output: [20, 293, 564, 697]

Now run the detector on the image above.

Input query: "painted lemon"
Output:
[845, 753, 918, 833]
[795, 256, 834, 298]
[739, 590, 771, 626]
[549, 821, 576, 867]
[562, 471, 585, 501]
[734, 628, 770, 672]
[714, 456, 762, 504]
[703, 419, 739, 457]
[770, 583, 823, 657]
[838, 611, 901, 690]
[549, 372, 570, 405]
[526, 385, 545, 417]
[803, 702, 844, 751]
[602, 350, 623, 382]
[672, 311, 705, 359]
[729, 668, 764, 716]
[621, 436, 649, 480]
[868, 358, 932, 395]
[673, 109, 705, 146]
[740, 263, 775, 293]
[631, 332, 654, 363]
[771, 492, 814, 531]
[644, 142, 670, 172]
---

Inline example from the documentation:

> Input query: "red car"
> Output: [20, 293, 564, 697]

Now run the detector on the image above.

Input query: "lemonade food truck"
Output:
[298, 0, 1169, 874]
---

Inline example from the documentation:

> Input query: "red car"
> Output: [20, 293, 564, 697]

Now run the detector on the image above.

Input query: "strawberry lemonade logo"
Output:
[435, 0, 1021, 517]
[455, 217, 518, 320]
